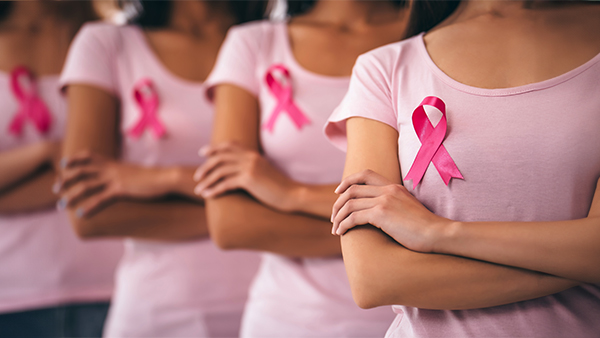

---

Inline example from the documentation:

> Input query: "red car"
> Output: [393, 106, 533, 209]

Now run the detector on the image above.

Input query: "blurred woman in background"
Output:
[57, 0, 266, 337]
[0, 1, 122, 337]
[327, 0, 600, 336]
[194, 0, 408, 336]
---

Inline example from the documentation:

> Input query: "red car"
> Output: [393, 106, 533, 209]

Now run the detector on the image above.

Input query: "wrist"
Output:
[156, 166, 182, 194]
[431, 219, 462, 254]
[281, 183, 306, 213]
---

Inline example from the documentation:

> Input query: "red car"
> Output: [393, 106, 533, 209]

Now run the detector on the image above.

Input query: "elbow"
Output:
[351, 282, 386, 310]
[68, 211, 105, 240]
[346, 262, 389, 309]
[205, 199, 253, 250]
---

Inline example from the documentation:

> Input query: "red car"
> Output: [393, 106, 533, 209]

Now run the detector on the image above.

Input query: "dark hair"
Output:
[126, 0, 267, 28]
[403, 0, 461, 39]
[0, 1, 12, 22]
[128, 0, 171, 28]
[286, 0, 408, 17]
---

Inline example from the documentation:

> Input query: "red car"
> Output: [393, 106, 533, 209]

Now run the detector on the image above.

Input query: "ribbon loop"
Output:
[404, 96, 463, 189]
[128, 78, 166, 139]
[8, 66, 52, 136]
[263, 64, 310, 133]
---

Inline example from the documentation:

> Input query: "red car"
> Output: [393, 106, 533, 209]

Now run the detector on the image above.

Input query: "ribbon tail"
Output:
[262, 107, 283, 133]
[127, 121, 146, 139]
[150, 119, 167, 139]
[31, 102, 52, 134]
[287, 104, 311, 130]
[8, 112, 25, 136]
[431, 145, 463, 186]
[404, 148, 433, 190]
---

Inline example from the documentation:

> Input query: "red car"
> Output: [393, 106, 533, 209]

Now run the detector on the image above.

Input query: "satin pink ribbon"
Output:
[128, 78, 166, 139]
[404, 96, 463, 189]
[8, 66, 52, 136]
[263, 64, 310, 133]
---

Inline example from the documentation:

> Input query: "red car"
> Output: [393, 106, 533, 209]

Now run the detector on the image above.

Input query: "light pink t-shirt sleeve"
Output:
[60, 23, 120, 96]
[325, 52, 398, 151]
[204, 24, 262, 100]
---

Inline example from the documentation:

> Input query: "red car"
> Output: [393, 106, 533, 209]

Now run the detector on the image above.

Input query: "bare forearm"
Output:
[206, 192, 341, 257]
[433, 217, 600, 283]
[69, 199, 208, 241]
[343, 226, 578, 310]
[0, 142, 54, 190]
[288, 183, 338, 219]
[0, 169, 57, 214]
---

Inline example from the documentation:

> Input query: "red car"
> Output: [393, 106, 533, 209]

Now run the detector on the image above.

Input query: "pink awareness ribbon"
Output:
[404, 96, 463, 189]
[263, 64, 310, 133]
[128, 78, 166, 139]
[8, 66, 52, 136]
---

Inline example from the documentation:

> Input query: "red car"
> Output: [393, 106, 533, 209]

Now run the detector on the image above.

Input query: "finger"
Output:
[198, 141, 243, 157]
[334, 169, 392, 194]
[59, 166, 101, 191]
[57, 179, 107, 210]
[193, 152, 243, 182]
[74, 187, 119, 218]
[194, 164, 241, 195]
[332, 197, 380, 235]
[60, 150, 100, 169]
[200, 175, 244, 198]
[331, 184, 385, 222]
[336, 209, 377, 236]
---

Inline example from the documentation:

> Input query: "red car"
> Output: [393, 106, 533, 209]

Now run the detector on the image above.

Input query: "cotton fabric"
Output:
[206, 20, 396, 337]
[326, 33, 600, 338]
[0, 72, 122, 315]
[60, 22, 260, 337]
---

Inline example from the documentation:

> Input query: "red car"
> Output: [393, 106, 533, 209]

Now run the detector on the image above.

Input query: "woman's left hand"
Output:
[331, 169, 452, 253]
[194, 142, 300, 212]
[56, 151, 179, 217]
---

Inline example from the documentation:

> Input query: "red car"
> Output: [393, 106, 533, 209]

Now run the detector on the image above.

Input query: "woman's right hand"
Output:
[56, 151, 182, 217]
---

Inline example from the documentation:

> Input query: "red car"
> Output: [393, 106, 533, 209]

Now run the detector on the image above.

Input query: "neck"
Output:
[167, 1, 234, 38]
[457, 0, 526, 19]
[301, 0, 403, 29]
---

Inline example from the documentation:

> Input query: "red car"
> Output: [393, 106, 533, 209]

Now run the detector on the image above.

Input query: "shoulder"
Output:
[73, 22, 136, 51]
[225, 20, 281, 47]
[356, 34, 423, 75]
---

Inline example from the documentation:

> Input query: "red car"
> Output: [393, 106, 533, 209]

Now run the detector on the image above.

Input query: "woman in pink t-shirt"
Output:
[0, 1, 122, 337]
[57, 1, 265, 337]
[326, 1, 600, 337]
[194, 0, 408, 336]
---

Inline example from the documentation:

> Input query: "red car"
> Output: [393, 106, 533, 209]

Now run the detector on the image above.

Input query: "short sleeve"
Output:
[324, 52, 397, 151]
[204, 23, 262, 100]
[59, 23, 120, 96]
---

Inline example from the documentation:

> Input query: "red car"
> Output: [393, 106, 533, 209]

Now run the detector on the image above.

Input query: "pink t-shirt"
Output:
[60, 22, 260, 337]
[205, 20, 396, 337]
[0, 71, 123, 313]
[326, 33, 600, 338]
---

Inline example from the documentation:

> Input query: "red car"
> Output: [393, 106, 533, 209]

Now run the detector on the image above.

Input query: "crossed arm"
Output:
[334, 117, 582, 310]
[59, 84, 208, 241]
[0, 134, 60, 214]
[197, 84, 341, 257]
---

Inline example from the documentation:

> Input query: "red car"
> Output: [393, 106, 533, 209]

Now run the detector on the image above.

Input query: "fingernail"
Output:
[60, 158, 68, 169]
[199, 146, 209, 156]
[56, 198, 67, 210]
[334, 185, 341, 194]
[76, 208, 84, 218]
[52, 182, 61, 194]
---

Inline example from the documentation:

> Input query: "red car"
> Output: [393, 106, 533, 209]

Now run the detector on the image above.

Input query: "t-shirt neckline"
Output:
[131, 25, 206, 88]
[278, 22, 350, 85]
[417, 32, 600, 97]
